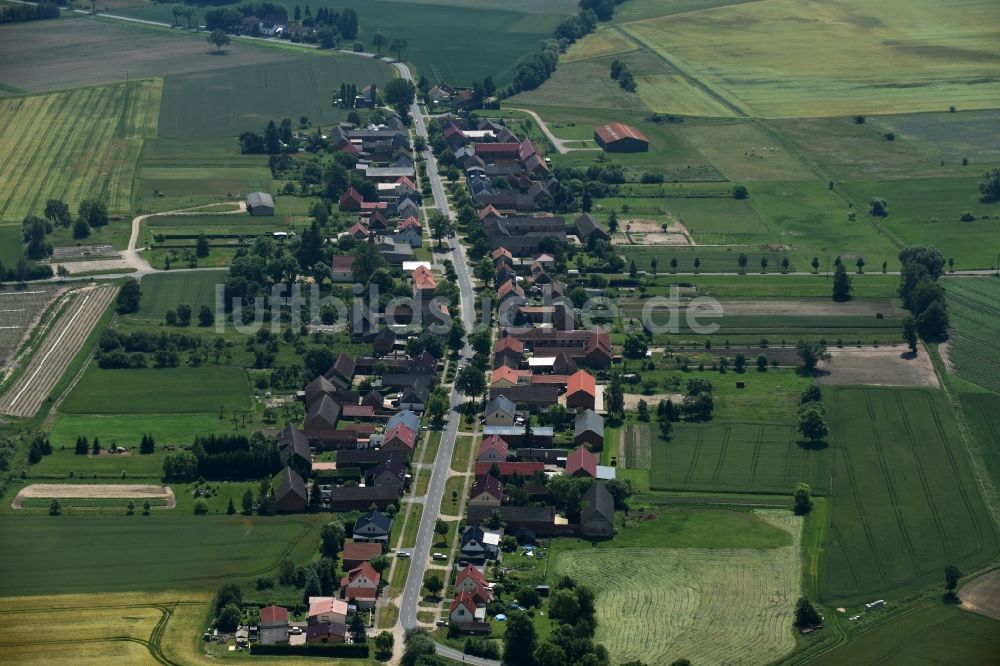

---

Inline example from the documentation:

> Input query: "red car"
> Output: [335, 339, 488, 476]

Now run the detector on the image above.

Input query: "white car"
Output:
[288, 627, 303, 635]
[397, 551, 411, 558]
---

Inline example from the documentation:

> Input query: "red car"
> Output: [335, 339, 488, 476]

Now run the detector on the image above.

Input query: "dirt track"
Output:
[0, 285, 117, 417]
[11, 484, 176, 509]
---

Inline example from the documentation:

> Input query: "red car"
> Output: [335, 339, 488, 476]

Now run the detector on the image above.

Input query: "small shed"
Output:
[247, 191, 275, 216]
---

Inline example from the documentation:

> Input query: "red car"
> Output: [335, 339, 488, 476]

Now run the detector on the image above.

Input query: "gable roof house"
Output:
[385, 409, 420, 432]
[460, 524, 500, 563]
[331, 255, 355, 282]
[477, 434, 510, 463]
[580, 481, 615, 537]
[353, 510, 393, 542]
[308, 596, 348, 626]
[454, 564, 490, 599]
[468, 474, 503, 507]
[491, 366, 530, 389]
[340, 562, 380, 608]
[275, 467, 308, 513]
[276, 424, 312, 473]
[381, 423, 417, 455]
[372, 327, 397, 356]
[303, 375, 337, 407]
[484, 395, 517, 427]
[342, 541, 384, 570]
[364, 456, 407, 490]
[304, 394, 341, 435]
[324, 352, 356, 390]
[305, 621, 347, 644]
[572, 213, 610, 242]
[259, 605, 289, 645]
[399, 380, 430, 412]
[566, 370, 597, 411]
[566, 446, 598, 478]
[247, 191, 275, 216]
[449, 590, 488, 628]
[339, 187, 365, 212]
[329, 485, 398, 511]
[574, 409, 605, 450]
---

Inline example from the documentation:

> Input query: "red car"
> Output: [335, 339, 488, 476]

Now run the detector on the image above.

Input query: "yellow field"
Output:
[555, 511, 803, 666]
[620, 0, 1000, 117]
[562, 25, 639, 62]
[635, 73, 736, 118]
[0, 79, 161, 221]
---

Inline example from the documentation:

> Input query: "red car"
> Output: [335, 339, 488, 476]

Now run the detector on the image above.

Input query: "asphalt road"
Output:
[392, 62, 497, 664]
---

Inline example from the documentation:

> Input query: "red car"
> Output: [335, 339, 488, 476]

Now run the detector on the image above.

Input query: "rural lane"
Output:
[505, 106, 599, 154]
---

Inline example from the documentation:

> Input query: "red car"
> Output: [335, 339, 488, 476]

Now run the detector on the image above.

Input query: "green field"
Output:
[0, 516, 315, 595]
[158, 55, 394, 138]
[60, 366, 251, 414]
[0, 225, 21, 265]
[0, 79, 160, 221]
[805, 604, 1000, 666]
[959, 392, 1000, 503]
[129, 271, 226, 323]
[945, 278, 1000, 392]
[820, 387, 1000, 605]
[554, 511, 802, 666]
[672, 274, 900, 298]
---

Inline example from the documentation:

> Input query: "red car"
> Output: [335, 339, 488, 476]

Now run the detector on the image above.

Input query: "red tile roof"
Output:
[566, 446, 597, 478]
[470, 474, 502, 500]
[480, 205, 503, 221]
[477, 435, 509, 460]
[342, 541, 382, 563]
[260, 605, 288, 626]
[339, 187, 363, 206]
[455, 564, 487, 589]
[383, 423, 416, 449]
[491, 366, 528, 385]
[594, 122, 649, 145]
[474, 461, 545, 477]
[494, 337, 524, 354]
[450, 589, 479, 615]
[567, 370, 596, 397]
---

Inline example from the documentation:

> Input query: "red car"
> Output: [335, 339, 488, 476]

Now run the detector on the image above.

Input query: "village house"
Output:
[484, 395, 517, 427]
[477, 434, 510, 463]
[329, 485, 398, 511]
[468, 474, 503, 507]
[460, 524, 501, 563]
[341, 562, 380, 608]
[574, 409, 604, 450]
[363, 456, 407, 490]
[566, 446, 598, 479]
[566, 370, 597, 411]
[306, 621, 347, 644]
[308, 597, 348, 626]
[331, 255, 354, 282]
[342, 541, 384, 570]
[353, 510, 393, 543]
[259, 605, 289, 645]
[580, 481, 615, 537]
[276, 424, 312, 473]
[275, 467, 307, 512]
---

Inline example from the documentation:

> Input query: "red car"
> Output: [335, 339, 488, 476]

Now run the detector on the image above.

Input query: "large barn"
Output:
[247, 191, 275, 216]
[593, 122, 649, 152]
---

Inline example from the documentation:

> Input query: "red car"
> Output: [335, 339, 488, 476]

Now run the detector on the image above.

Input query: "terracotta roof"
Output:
[344, 561, 380, 587]
[413, 265, 436, 290]
[494, 337, 524, 354]
[450, 589, 479, 615]
[383, 423, 416, 449]
[474, 461, 544, 477]
[491, 366, 528, 385]
[567, 370, 596, 397]
[530, 374, 570, 385]
[308, 597, 348, 618]
[594, 122, 649, 144]
[339, 187, 364, 206]
[332, 255, 355, 270]
[260, 605, 288, 626]
[342, 541, 383, 563]
[455, 564, 487, 589]
[342, 404, 375, 418]
[566, 446, 598, 478]
[480, 205, 503, 221]
[477, 434, 509, 459]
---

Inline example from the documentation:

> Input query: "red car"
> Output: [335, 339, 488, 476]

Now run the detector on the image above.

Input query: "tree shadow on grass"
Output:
[797, 438, 829, 451]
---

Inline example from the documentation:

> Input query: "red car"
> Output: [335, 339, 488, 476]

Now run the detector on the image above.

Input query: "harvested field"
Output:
[0, 285, 64, 371]
[816, 347, 939, 388]
[0, 79, 160, 221]
[11, 484, 176, 509]
[959, 570, 1000, 621]
[0, 285, 117, 418]
[555, 511, 802, 666]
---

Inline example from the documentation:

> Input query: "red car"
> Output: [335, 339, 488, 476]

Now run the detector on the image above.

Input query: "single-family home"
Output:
[331, 255, 354, 282]
[275, 467, 308, 512]
[364, 456, 407, 490]
[340, 562, 380, 608]
[484, 395, 516, 427]
[324, 352, 356, 390]
[386, 409, 420, 432]
[468, 474, 502, 507]
[308, 597, 348, 626]
[491, 366, 529, 389]
[574, 409, 604, 450]
[580, 480, 615, 537]
[276, 423, 312, 473]
[353, 510, 393, 543]
[342, 541, 383, 570]
[454, 565, 491, 600]
[477, 434, 509, 463]
[566, 370, 597, 411]
[460, 524, 501, 563]
[399, 380, 429, 412]
[339, 187, 365, 211]
[566, 446, 598, 479]
[449, 590, 488, 628]
[306, 621, 347, 644]
[381, 423, 417, 455]
[259, 605, 289, 645]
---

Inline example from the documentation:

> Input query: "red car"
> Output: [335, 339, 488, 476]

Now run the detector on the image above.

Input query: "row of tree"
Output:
[0, 1, 59, 24]
[898, 245, 949, 340]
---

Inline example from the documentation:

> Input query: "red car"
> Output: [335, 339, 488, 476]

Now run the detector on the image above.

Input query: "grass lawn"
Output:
[60, 365, 251, 414]
[0, 515, 318, 595]
[0, 225, 23, 265]
[129, 271, 228, 324]
[450, 436, 474, 473]
[442, 476, 465, 517]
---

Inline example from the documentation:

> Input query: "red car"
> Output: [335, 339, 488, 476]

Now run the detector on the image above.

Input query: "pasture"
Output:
[820, 387, 1000, 605]
[59, 365, 251, 415]
[0, 516, 316, 595]
[0, 80, 160, 221]
[945, 278, 1000, 392]
[618, 0, 1000, 117]
[157, 55, 394, 138]
[804, 604, 1000, 666]
[129, 271, 226, 323]
[554, 511, 801, 666]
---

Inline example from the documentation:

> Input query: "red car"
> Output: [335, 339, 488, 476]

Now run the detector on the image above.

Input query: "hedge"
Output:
[250, 643, 369, 658]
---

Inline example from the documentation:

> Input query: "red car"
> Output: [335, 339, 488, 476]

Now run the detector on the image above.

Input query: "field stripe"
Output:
[684, 428, 703, 482]
[749, 425, 764, 478]
[711, 424, 731, 481]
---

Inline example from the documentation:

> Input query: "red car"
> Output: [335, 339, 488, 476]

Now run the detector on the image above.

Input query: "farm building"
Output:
[593, 123, 649, 152]
[247, 191, 275, 216]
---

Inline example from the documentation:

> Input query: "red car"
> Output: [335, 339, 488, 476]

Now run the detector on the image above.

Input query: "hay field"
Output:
[619, 0, 1000, 117]
[562, 26, 639, 63]
[555, 511, 802, 666]
[0, 80, 160, 221]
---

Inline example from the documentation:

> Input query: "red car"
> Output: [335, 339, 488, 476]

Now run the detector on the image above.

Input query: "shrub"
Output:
[960, 211, 976, 222]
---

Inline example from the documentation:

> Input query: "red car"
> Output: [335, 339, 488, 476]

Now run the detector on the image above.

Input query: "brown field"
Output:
[816, 347, 939, 388]
[959, 570, 1000, 621]
[0, 286, 65, 372]
[0, 17, 296, 93]
[11, 484, 176, 509]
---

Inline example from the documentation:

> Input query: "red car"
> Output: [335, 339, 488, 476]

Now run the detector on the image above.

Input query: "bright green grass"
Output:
[0, 79, 160, 221]
[129, 271, 226, 323]
[0, 225, 21, 265]
[60, 365, 251, 414]
[820, 386, 1000, 605]
[158, 55, 393, 138]
[944, 278, 1000, 392]
[622, 245, 793, 273]
[804, 605, 1000, 666]
[839, 178, 1000, 269]
[0, 515, 317, 595]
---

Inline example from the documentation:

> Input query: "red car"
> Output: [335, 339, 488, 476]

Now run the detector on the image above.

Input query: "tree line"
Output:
[0, 2, 60, 24]
[163, 433, 281, 481]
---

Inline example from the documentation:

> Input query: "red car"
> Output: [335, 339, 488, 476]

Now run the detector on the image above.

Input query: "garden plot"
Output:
[0, 285, 64, 370]
[555, 511, 802, 666]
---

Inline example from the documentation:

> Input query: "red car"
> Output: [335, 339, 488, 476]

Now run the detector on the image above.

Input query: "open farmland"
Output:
[554, 511, 802, 666]
[944, 278, 1000, 392]
[959, 570, 1000, 621]
[618, 0, 1000, 117]
[0, 285, 64, 371]
[0, 286, 117, 418]
[0, 80, 159, 221]
[959, 392, 1000, 493]
[803, 604, 1000, 666]
[129, 271, 225, 324]
[60, 365, 251, 415]
[820, 387, 1000, 605]
[158, 55, 394, 138]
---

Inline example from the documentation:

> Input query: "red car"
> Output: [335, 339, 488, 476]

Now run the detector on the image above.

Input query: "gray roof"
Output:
[386, 410, 420, 432]
[581, 480, 614, 524]
[277, 424, 311, 465]
[248, 191, 274, 208]
[364, 166, 415, 178]
[305, 394, 340, 430]
[355, 510, 393, 534]
[574, 409, 604, 437]
[485, 395, 516, 417]
[277, 467, 306, 502]
[483, 425, 554, 437]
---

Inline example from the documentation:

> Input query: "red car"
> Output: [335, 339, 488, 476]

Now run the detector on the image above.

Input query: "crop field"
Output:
[651, 422, 817, 494]
[0, 286, 118, 418]
[0, 17, 298, 93]
[622, 425, 650, 470]
[959, 392, 1000, 493]
[820, 387, 1000, 605]
[0, 516, 316, 595]
[805, 604, 1000, 666]
[618, 0, 1000, 117]
[60, 365, 251, 415]
[0, 80, 160, 221]
[945, 278, 1000, 392]
[875, 109, 1000, 164]
[0, 225, 21, 265]
[129, 272, 226, 324]
[662, 274, 899, 299]
[554, 511, 802, 666]
[158, 55, 394, 138]
[0, 285, 64, 371]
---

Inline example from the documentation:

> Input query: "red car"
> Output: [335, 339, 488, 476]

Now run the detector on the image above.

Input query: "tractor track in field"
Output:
[711, 425, 731, 481]
[864, 391, 919, 568]
[0, 285, 117, 418]
[749, 425, 764, 478]
[683, 428, 704, 482]
[840, 444, 888, 580]
[896, 392, 952, 561]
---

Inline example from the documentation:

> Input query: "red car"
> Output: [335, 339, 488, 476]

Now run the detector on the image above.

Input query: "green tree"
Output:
[194, 498, 209, 514]
[605, 376, 624, 418]
[216, 603, 241, 631]
[372, 31, 387, 56]
[870, 197, 889, 217]
[384, 78, 416, 118]
[44, 199, 72, 227]
[797, 404, 828, 445]
[375, 631, 394, 658]
[198, 305, 215, 327]
[535, 642, 568, 666]
[832, 262, 852, 301]
[226, 498, 236, 515]
[793, 482, 813, 515]
[731, 184, 748, 199]
[944, 564, 963, 596]
[207, 29, 230, 53]
[196, 234, 210, 258]
[117, 279, 141, 314]
[142, 500, 151, 515]
[978, 167, 1000, 202]
[902, 316, 918, 354]
[214, 583, 243, 614]
[176, 304, 192, 326]
[811, 256, 820, 273]
[503, 611, 538, 665]
[163, 451, 198, 481]
[424, 574, 443, 597]
[637, 399, 649, 421]
[320, 521, 345, 558]
[738, 253, 748, 272]
[796, 340, 829, 373]
[434, 519, 448, 541]
[390, 38, 408, 60]
[49, 499, 61, 516]
[241, 488, 254, 514]
[793, 597, 821, 628]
